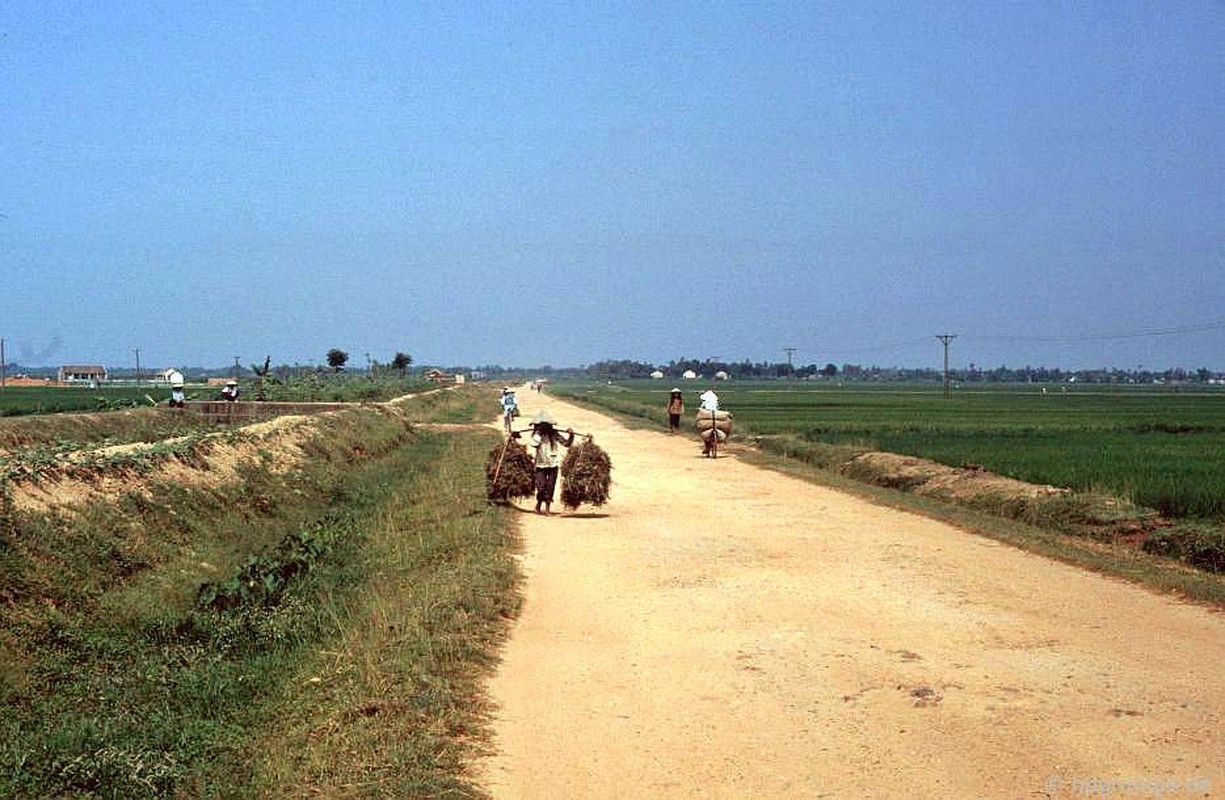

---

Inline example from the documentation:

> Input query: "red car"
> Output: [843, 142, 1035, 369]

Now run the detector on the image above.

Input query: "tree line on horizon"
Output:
[4, 355, 1221, 386]
[573, 359, 1224, 385]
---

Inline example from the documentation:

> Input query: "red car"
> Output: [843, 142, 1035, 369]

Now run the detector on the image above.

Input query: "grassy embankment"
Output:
[0, 385, 516, 798]
[550, 380, 1225, 602]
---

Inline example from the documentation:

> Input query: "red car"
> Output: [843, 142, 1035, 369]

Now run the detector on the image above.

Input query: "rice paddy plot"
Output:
[552, 380, 1225, 521]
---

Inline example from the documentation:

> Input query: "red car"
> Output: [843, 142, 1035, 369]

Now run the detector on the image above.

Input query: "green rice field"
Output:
[0, 386, 156, 416]
[551, 381, 1225, 521]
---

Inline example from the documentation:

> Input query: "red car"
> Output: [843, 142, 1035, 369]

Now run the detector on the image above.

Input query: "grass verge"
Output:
[241, 430, 518, 798]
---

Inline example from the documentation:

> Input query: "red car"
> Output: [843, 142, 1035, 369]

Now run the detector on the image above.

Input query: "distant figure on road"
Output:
[501, 387, 519, 434]
[666, 388, 684, 433]
[698, 387, 722, 457]
[168, 369, 185, 408]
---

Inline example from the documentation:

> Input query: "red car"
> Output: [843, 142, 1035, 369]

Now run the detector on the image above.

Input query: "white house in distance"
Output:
[58, 365, 108, 384]
[650, 370, 664, 379]
[682, 369, 698, 379]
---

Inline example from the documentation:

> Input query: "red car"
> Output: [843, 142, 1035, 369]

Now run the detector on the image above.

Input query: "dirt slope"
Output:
[476, 390, 1222, 799]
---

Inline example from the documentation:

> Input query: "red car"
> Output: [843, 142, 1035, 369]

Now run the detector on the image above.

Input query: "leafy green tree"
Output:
[326, 349, 349, 372]
[391, 352, 413, 376]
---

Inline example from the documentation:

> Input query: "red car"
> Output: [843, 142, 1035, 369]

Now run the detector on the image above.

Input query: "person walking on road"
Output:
[530, 410, 575, 515]
[666, 388, 684, 433]
[168, 369, 186, 409]
[698, 387, 721, 456]
[501, 387, 519, 434]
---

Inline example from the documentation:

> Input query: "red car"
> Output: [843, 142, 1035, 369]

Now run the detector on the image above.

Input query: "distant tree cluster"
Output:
[5, 352, 1217, 386]
[575, 358, 1222, 385]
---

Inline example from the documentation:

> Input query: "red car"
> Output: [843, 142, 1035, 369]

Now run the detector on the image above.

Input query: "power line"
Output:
[817, 318, 1223, 359]
[830, 336, 933, 356]
[968, 319, 1225, 344]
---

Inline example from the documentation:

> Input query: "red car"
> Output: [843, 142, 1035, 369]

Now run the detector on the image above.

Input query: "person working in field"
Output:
[530, 410, 575, 515]
[666, 387, 684, 433]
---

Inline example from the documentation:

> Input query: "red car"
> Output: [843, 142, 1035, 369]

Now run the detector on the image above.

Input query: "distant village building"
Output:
[425, 369, 463, 384]
[650, 370, 665, 379]
[58, 365, 108, 384]
[715, 370, 729, 380]
[682, 370, 698, 379]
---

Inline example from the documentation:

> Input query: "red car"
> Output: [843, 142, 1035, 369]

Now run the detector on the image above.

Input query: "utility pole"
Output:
[783, 347, 796, 367]
[936, 334, 957, 398]
[134, 347, 141, 387]
[1, 337, 6, 389]
[233, 356, 241, 381]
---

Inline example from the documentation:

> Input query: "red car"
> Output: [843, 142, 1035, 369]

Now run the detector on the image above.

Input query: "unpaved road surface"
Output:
[477, 391, 1223, 799]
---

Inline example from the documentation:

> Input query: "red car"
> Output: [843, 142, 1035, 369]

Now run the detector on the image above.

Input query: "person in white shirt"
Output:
[500, 387, 519, 433]
[698, 388, 724, 456]
[168, 370, 185, 408]
[530, 410, 575, 515]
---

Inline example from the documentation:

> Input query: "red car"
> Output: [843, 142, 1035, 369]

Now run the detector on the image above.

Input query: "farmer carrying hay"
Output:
[696, 387, 731, 457]
[530, 410, 575, 515]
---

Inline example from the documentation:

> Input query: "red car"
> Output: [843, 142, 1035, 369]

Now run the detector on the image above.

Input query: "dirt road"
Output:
[476, 391, 1222, 799]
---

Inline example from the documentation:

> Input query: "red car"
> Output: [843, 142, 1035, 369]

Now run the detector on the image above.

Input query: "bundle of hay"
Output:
[694, 409, 732, 435]
[485, 439, 535, 503]
[560, 439, 613, 510]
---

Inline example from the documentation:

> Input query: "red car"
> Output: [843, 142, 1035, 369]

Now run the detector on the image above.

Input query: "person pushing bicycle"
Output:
[500, 387, 519, 434]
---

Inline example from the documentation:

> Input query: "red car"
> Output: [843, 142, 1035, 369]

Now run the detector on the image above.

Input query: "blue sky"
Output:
[2, 2, 1222, 371]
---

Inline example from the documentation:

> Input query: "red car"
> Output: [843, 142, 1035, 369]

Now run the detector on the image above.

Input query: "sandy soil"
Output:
[476, 390, 1223, 799]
